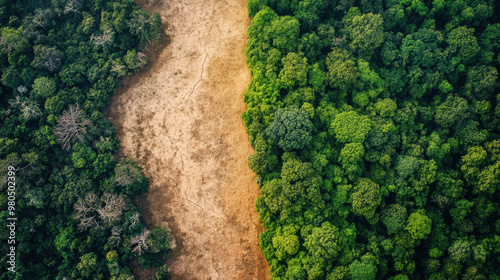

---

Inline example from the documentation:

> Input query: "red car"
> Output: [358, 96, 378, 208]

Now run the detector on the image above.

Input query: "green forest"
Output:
[243, 0, 500, 279]
[0, 0, 172, 279]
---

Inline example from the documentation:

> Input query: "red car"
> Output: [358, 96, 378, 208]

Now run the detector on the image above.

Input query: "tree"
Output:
[344, 12, 384, 59]
[32, 8, 54, 30]
[395, 155, 420, 178]
[53, 105, 92, 150]
[91, 28, 115, 47]
[31, 45, 64, 72]
[326, 47, 359, 91]
[279, 52, 309, 89]
[272, 225, 300, 260]
[381, 204, 408, 235]
[405, 210, 432, 240]
[97, 193, 126, 227]
[74, 192, 100, 231]
[114, 159, 148, 196]
[465, 65, 498, 97]
[374, 98, 397, 118]
[76, 253, 99, 278]
[434, 95, 468, 128]
[331, 110, 372, 143]
[32, 77, 57, 99]
[304, 221, 341, 260]
[351, 178, 381, 221]
[447, 26, 480, 62]
[350, 260, 377, 280]
[339, 143, 365, 180]
[0, 27, 29, 54]
[267, 16, 300, 54]
[131, 228, 150, 255]
[64, 0, 84, 15]
[127, 10, 161, 44]
[8, 96, 43, 120]
[448, 239, 471, 263]
[266, 108, 313, 151]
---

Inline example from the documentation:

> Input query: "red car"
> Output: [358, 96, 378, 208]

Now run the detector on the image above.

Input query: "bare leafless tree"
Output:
[16, 85, 28, 94]
[130, 228, 150, 255]
[54, 105, 92, 150]
[33, 9, 54, 31]
[90, 28, 114, 47]
[97, 193, 126, 227]
[8, 96, 43, 120]
[107, 226, 123, 248]
[74, 192, 100, 231]
[137, 52, 148, 68]
[64, 0, 84, 14]
[127, 212, 141, 229]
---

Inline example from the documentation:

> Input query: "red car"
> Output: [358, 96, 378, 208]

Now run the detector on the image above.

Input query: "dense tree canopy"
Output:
[0, 1, 169, 279]
[244, 0, 500, 278]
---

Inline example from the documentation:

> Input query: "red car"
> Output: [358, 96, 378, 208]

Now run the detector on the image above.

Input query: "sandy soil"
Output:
[106, 0, 270, 279]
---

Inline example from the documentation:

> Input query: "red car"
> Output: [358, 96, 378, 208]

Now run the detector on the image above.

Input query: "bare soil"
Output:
[105, 0, 270, 279]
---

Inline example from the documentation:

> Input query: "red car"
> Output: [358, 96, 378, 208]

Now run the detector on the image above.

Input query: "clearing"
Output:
[106, 0, 270, 279]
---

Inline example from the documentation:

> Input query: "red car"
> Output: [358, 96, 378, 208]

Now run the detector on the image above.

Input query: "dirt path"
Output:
[106, 0, 270, 279]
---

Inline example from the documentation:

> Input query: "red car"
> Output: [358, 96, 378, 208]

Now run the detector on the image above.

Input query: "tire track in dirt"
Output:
[106, 0, 270, 279]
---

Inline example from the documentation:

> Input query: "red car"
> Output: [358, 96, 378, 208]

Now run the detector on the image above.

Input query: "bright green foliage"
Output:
[331, 111, 372, 143]
[32, 77, 57, 99]
[266, 108, 313, 151]
[350, 260, 377, 280]
[243, 1, 500, 278]
[343, 12, 384, 59]
[268, 16, 300, 54]
[405, 210, 432, 240]
[351, 178, 381, 222]
[447, 26, 480, 62]
[339, 143, 365, 180]
[272, 225, 300, 260]
[375, 98, 397, 118]
[304, 221, 341, 260]
[279, 52, 308, 89]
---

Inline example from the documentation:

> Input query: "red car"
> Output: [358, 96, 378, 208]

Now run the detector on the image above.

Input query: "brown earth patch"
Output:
[105, 0, 270, 279]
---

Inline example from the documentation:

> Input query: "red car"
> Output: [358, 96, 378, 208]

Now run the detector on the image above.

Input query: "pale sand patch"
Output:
[106, 0, 270, 279]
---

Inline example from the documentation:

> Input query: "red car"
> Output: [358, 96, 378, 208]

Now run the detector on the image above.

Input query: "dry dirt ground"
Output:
[105, 0, 270, 279]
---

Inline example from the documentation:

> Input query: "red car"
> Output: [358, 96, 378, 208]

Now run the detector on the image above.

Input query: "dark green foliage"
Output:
[0, 0, 168, 279]
[244, 0, 500, 278]
[266, 108, 313, 151]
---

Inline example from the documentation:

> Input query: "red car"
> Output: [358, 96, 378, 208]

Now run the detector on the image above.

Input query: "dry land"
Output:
[106, 0, 270, 279]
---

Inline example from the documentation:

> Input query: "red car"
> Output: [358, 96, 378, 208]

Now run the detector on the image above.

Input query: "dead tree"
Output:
[127, 212, 141, 229]
[74, 192, 100, 231]
[97, 193, 126, 227]
[53, 105, 92, 150]
[130, 228, 150, 255]
[90, 28, 114, 47]
[8, 96, 43, 120]
[16, 85, 28, 94]
[64, 0, 84, 14]
[107, 226, 123, 247]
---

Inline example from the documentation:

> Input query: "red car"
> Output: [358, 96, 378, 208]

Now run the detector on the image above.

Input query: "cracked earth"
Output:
[105, 0, 270, 279]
